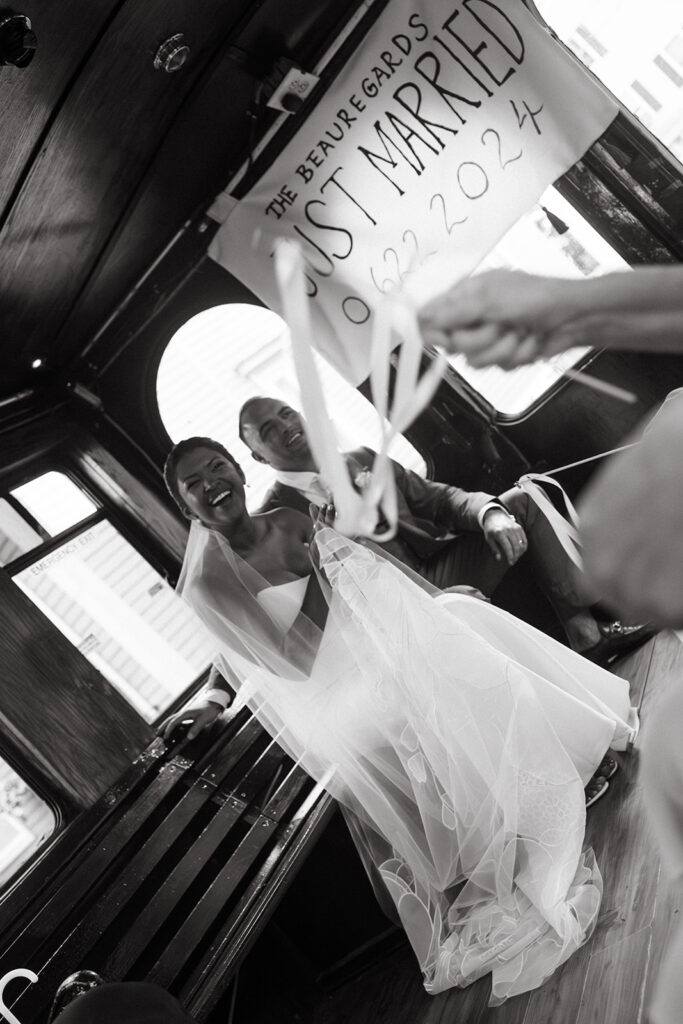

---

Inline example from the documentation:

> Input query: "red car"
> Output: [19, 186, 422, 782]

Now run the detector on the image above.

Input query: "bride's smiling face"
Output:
[176, 446, 247, 529]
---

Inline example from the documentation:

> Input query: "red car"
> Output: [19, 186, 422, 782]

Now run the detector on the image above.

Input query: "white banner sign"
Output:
[209, 0, 618, 384]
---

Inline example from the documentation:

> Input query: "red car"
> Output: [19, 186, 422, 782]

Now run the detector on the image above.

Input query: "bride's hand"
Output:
[310, 502, 336, 528]
[157, 700, 223, 742]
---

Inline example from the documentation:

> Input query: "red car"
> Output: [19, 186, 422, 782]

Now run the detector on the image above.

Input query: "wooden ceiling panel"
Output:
[0, 0, 367, 398]
[0, 0, 253, 376]
[51, 62, 258, 373]
[52, 0, 365, 374]
[0, 0, 121, 218]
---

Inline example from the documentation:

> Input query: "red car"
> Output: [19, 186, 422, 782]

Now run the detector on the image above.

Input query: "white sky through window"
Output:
[157, 305, 427, 508]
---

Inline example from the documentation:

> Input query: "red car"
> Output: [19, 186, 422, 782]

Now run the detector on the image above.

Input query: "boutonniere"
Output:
[353, 468, 373, 493]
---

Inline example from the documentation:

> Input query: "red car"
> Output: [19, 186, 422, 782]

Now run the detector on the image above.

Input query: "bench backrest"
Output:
[0, 708, 334, 1023]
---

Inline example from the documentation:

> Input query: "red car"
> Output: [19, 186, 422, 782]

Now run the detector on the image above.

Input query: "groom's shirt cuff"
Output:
[477, 500, 511, 530]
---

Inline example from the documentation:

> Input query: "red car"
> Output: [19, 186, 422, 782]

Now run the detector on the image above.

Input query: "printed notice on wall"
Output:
[209, 0, 618, 384]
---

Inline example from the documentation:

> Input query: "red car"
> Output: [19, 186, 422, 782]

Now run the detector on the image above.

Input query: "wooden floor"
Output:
[301, 631, 682, 1024]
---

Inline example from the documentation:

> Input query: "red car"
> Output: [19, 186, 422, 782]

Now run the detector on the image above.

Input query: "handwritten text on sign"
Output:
[0, 970, 39, 1024]
[209, 0, 617, 384]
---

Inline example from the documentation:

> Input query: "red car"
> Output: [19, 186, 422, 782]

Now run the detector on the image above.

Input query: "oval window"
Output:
[157, 304, 427, 507]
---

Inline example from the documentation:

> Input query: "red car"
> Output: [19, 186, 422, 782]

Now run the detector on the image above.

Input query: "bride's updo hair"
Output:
[164, 437, 246, 515]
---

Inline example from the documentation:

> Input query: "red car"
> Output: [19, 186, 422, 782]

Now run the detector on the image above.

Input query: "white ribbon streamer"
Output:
[274, 240, 445, 539]
[517, 472, 583, 570]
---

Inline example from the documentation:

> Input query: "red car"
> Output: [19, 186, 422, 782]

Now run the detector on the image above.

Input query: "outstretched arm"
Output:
[419, 266, 683, 368]
[158, 663, 234, 741]
[348, 447, 493, 532]
[579, 396, 683, 627]
[351, 448, 525, 561]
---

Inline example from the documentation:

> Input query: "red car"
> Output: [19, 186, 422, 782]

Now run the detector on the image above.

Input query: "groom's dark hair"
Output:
[164, 437, 246, 515]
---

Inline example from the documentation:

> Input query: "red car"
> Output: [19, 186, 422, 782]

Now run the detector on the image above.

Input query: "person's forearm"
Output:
[549, 267, 683, 353]
[578, 267, 683, 316]
[419, 264, 683, 369]
[550, 308, 683, 353]
[204, 664, 234, 707]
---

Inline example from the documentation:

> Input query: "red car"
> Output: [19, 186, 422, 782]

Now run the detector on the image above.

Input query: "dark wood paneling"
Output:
[0, 568, 151, 808]
[0, 0, 254, 372]
[501, 349, 683, 498]
[50, 60, 259, 362]
[71, 420, 188, 567]
[0, 399, 188, 814]
[0, 395, 72, 483]
[53, 0, 367, 375]
[78, 255, 262, 471]
[0, 0, 122, 220]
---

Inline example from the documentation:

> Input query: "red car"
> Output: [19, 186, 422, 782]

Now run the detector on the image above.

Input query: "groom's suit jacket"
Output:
[258, 447, 496, 570]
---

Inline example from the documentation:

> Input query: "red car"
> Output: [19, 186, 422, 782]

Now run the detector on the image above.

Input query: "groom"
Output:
[238, 395, 652, 663]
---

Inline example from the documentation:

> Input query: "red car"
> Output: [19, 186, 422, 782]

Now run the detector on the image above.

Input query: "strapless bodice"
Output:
[256, 575, 309, 632]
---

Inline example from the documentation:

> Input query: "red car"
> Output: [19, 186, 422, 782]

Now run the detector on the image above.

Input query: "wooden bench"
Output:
[0, 706, 335, 1023]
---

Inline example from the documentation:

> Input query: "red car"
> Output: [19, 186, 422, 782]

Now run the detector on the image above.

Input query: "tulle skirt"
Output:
[237, 535, 636, 1003]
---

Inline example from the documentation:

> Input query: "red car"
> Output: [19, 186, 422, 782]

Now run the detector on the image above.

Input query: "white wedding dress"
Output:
[195, 529, 637, 1003]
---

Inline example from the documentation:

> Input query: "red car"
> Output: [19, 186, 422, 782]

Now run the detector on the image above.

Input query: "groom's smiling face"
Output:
[241, 398, 312, 471]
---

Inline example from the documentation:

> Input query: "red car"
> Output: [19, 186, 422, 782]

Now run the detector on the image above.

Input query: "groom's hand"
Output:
[481, 508, 528, 566]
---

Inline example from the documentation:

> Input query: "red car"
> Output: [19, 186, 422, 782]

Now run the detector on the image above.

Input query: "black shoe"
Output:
[585, 774, 609, 808]
[48, 971, 106, 1023]
[581, 622, 657, 665]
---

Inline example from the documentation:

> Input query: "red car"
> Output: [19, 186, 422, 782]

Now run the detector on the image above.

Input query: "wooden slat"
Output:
[148, 773, 323, 992]
[146, 817, 283, 988]
[583, 759, 659, 953]
[184, 789, 336, 1021]
[0, 739, 165, 938]
[477, 990, 530, 1024]
[636, 630, 683, 712]
[183, 768, 316, 991]
[641, 868, 683, 1020]
[2, 709, 314, 1024]
[29, 743, 289, 991]
[5, 750, 194, 971]
[10, 734, 270, 1020]
[101, 744, 294, 978]
[217, 742, 290, 807]
[102, 790, 253, 979]
[522, 941, 592, 1024]
[5, 756, 196, 1020]
[182, 711, 265, 785]
[575, 926, 652, 1024]
[611, 635, 656, 711]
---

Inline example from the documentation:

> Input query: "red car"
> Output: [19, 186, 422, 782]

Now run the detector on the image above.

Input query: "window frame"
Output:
[0, 456, 212, 733]
[465, 1, 683, 424]
[0, 449, 214, 896]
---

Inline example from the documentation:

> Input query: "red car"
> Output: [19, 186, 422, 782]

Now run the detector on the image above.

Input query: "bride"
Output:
[163, 435, 638, 1005]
